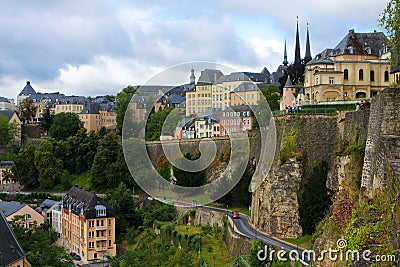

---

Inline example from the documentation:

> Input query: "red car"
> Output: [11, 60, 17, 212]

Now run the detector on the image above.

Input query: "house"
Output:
[78, 99, 116, 132]
[174, 117, 196, 139]
[35, 199, 58, 225]
[0, 211, 31, 267]
[0, 161, 21, 192]
[280, 75, 304, 110]
[51, 202, 62, 237]
[304, 29, 393, 103]
[0, 201, 44, 228]
[194, 109, 221, 138]
[220, 105, 254, 136]
[0, 110, 22, 145]
[62, 186, 116, 263]
[0, 97, 15, 111]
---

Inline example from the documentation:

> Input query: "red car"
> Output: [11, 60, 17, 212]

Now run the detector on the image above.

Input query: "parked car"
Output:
[232, 211, 240, 219]
[74, 255, 81, 261]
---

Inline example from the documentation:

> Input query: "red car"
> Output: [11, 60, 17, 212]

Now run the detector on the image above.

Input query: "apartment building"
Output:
[62, 186, 116, 263]
[220, 105, 254, 136]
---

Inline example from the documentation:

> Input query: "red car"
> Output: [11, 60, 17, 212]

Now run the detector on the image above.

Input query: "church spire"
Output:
[294, 17, 301, 65]
[283, 38, 288, 66]
[304, 22, 312, 63]
[190, 66, 195, 84]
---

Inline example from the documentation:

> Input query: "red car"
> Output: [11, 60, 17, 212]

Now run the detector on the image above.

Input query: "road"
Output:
[199, 205, 310, 265]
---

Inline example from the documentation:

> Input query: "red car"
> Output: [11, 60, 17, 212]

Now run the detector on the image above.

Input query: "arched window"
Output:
[359, 69, 364, 80]
[370, 70, 375, 82]
[384, 71, 389, 82]
[344, 69, 349, 80]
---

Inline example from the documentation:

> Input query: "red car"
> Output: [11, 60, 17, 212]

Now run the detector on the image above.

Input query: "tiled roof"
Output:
[0, 96, 10, 103]
[0, 110, 18, 121]
[0, 201, 26, 217]
[62, 186, 115, 219]
[18, 81, 36, 96]
[197, 69, 224, 84]
[0, 211, 26, 266]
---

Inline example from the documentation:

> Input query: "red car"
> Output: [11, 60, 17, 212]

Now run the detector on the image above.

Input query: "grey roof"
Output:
[81, 101, 100, 114]
[222, 105, 255, 114]
[56, 95, 86, 104]
[0, 96, 10, 103]
[330, 30, 387, 57]
[18, 81, 36, 96]
[0, 201, 26, 217]
[0, 161, 13, 168]
[29, 92, 66, 104]
[232, 82, 259, 92]
[197, 69, 224, 84]
[196, 108, 221, 122]
[136, 85, 173, 96]
[177, 117, 195, 128]
[168, 94, 185, 104]
[284, 76, 293, 87]
[0, 110, 18, 121]
[216, 72, 251, 84]
[306, 57, 334, 66]
[0, 211, 26, 266]
[39, 199, 58, 211]
[62, 186, 115, 219]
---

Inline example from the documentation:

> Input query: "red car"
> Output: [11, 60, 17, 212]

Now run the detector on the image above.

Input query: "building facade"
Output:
[304, 30, 394, 103]
[220, 105, 254, 136]
[62, 187, 116, 263]
[0, 201, 44, 228]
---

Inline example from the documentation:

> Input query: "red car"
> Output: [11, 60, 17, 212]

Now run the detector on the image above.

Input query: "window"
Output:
[89, 221, 94, 228]
[109, 230, 112, 237]
[108, 219, 111, 226]
[344, 69, 349, 80]
[370, 70, 375, 82]
[89, 242, 94, 249]
[359, 69, 364, 80]
[384, 71, 389, 82]
[95, 205, 106, 217]
[109, 240, 112, 247]
[315, 77, 319, 85]
[329, 77, 334, 85]
[24, 214, 31, 221]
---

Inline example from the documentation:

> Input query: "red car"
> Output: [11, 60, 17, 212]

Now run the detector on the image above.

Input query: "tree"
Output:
[260, 84, 281, 111]
[91, 133, 133, 189]
[12, 142, 39, 189]
[380, 0, 400, 66]
[34, 140, 65, 189]
[115, 85, 137, 134]
[49, 112, 83, 140]
[10, 217, 72, 267]
[18, 98, 36, 124]
[0, 114, 12, 146]
[40, 106, 54, 135]
[145, 107, 174, 141]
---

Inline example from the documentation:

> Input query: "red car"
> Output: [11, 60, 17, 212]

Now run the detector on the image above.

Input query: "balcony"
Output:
[95, 246, 108, 252]
[95, 236, 107, 240]
[96, 226, 107, 230]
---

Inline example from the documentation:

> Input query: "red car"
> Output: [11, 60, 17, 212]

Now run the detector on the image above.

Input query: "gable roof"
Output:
[0, 110, 19, 121]
[18, 81, 36, 96]
[0, 201, 26, 217]
[197, 69, 224, 84]
[0, 96, 10, 103]
[0, 211, 26, 266]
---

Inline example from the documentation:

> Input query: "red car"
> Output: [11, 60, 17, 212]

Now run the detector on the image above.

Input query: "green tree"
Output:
[260, 84, 281, 111]
[145, 107, 174, 141]
[0, 114, 12, 146]
[34, 140, 65, 189]
[299, 161, 333, 235]
[49, 112, 83, 140]
[10, 217, 72, 267]
[40, 106, 54, 135]
[380, 0, 400, 67]
[91, 133, 133, 189]
[12, 142, 39, 189]
[18, 98, 36, 124]
[115, 85, 137, 134]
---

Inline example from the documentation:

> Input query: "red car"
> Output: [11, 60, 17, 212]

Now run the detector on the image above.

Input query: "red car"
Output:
[232, 211, 240, 219]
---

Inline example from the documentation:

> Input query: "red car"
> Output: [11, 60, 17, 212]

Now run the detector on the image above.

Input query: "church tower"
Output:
[190, 67, 196, 85]
[294, 17, 301, 65]
[304, 23, 312, 63]
[283, 38, 288, 66]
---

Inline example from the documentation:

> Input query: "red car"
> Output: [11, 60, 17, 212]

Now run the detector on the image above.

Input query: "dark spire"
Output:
[304, 23, 312, 63]
[283, 38, 288, 66]
[190, 67, 195, 84]
[294, 17, 301, 65]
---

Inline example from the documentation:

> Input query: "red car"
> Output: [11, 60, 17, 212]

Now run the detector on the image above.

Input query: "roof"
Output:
[0, 96, 10, 103]
[330, 29, 387, 57]
[37, 199, 58, 213]
[232, 82, 259, 92]
[0, 110, 18, 121]
[197, 69, 224, 84]
[62, 186, 115, 219]
[0, 161, 13, 168]
[284, 76, 293, 87]
[18, 81, 36, 96]
[81, 101, 100, 114]
[168, 94, 185, 105]
[0, 201, 26, 217]
[0, 211, 26, 266]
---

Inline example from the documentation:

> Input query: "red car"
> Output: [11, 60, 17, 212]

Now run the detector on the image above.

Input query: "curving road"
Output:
[198, 205, 310, 265]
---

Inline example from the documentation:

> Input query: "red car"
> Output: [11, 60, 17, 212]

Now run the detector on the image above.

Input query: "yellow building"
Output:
[62, 186, 116, 263]
[0, 201, 44, 228]
[186, 84, 212, 116]
[304, 30, 393, 103]
[55, 102, 84, 115]
[229, 82, 262, 106]
[79, 101, 116, 132]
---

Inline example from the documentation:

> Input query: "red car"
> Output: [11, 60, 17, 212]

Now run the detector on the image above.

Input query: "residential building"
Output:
[230, 82, 263, 106]
[17, 81, 36, 106]
[0, 97, 15, 111]
[0, 201, 44, 228]
[220, 105, 254, 136]
[304, 29, 393, 103]
[174, 118, 196, 139]
[0, 110, 22, 145]
[280, 76, 304, 110]
[62, 186, 116, 263]
[51, 202, 62, 237]
[36, 199, 58, 225]
[0, 211, 31, 267]
[194, 109, 221, 138]
[78, 99, 116, 132]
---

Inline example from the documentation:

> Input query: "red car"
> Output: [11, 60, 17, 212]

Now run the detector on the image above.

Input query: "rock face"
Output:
[361, 88, 400, 197]
[251, 159, 303, 238]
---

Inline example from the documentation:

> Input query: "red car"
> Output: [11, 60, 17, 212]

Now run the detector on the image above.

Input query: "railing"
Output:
[95, 246, 108, 252]
[96, 226, 107, 230]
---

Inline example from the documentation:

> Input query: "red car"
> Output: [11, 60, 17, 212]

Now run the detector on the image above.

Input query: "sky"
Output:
[0, 0, 390, 100]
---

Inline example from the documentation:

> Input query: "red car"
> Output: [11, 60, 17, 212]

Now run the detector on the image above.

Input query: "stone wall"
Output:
[225, 222, 252, 257]
[361, 88, 400, 197]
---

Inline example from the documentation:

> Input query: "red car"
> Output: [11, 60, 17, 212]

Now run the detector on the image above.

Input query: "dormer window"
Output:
[95, 205, 106, 217]
[347, 46, 354, 54]
[365, 47, 372, 55]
